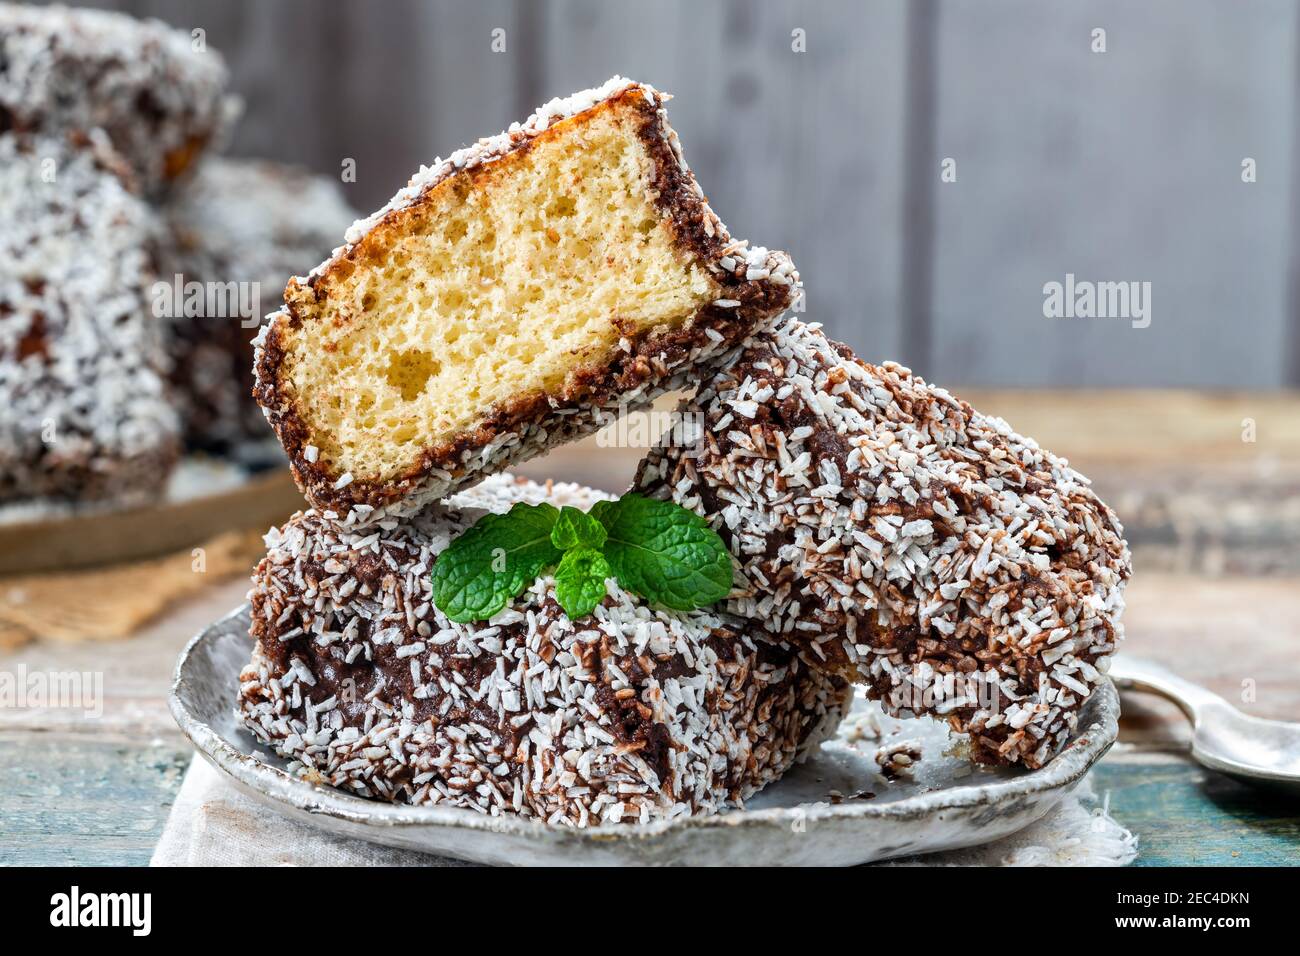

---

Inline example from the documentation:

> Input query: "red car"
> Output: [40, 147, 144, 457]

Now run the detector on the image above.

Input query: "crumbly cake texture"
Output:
[254, 76, 799, 526]
[161, 158, 357, 452]
[0, 3, 237, 194]
[634, 317, 1131, 769]
[237, 474, 849, 825]
[0, 131, 179, 505]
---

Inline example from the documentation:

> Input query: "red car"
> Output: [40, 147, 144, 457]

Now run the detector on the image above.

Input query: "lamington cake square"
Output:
[0, 3, 237, 194]
[0, 131, 179, 505]
[236, 475, 849, 825]
[634, 317, 1131, 768]
[254, 77, 799, 526]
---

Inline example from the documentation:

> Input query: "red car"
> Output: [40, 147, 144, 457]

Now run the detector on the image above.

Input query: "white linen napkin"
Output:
[150, 757, 1137, 867]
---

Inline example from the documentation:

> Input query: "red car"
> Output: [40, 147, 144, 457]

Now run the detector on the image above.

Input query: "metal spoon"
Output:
[1108, 655, 1300, 790]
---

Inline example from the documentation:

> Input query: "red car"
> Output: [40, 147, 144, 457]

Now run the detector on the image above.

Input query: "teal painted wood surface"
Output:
[0, 733, 190, 866]
[2, 732, 1296, 866]
[1090, 758, 1300, 867]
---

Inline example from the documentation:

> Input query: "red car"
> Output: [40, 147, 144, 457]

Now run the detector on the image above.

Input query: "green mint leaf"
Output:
[550, 505, 607, 551]
[590, 493, 733, 612]
[431, 502, 561, 623]
[552, 546, 612, 619]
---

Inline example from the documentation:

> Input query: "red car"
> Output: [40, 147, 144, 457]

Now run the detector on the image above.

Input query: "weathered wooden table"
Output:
[2, 392, 1297, 865]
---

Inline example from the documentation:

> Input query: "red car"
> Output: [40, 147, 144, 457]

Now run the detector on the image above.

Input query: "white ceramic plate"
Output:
[170, 606, 1119, 866]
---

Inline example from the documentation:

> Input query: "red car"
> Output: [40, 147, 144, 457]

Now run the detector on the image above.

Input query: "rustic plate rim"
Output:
[170, 604, 1119, 845]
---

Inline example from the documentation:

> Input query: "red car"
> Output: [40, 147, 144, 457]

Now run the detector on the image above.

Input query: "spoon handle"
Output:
[1107, 655, 1228, 722]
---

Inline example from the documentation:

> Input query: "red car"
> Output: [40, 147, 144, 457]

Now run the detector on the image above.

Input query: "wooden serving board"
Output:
[0, 468, 304, 577]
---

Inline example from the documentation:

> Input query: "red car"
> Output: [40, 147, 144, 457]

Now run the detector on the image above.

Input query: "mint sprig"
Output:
[430, 501, 561, 623]
[550, 506, 607, 551]
[430, 493, 733, 623]
[590, 494, 733, 612]
[553, 547, 612, 619]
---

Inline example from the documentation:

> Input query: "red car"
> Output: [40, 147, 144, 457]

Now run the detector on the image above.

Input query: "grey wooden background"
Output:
[41, 0, 1300, 387]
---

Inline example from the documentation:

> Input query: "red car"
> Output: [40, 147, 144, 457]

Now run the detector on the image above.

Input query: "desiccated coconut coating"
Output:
[0, 3, 237, 194]
[237, 474, 849, 825]
[0, 131, 179, 505]
[161, 158, 358, 452]
[634, 317, 1131, 769]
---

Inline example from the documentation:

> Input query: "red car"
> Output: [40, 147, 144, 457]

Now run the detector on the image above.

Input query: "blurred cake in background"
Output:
[161, 159, 357, 455]
[0, 3, 238, 195]
[0, 130, 179, 506]
[0, 3, 355, 518]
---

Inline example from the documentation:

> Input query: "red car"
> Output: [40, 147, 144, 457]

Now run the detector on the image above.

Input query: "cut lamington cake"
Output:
[635, 316, 1131, 769]
[254, 77, 798, 526]
[237, 475, 849, 825]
